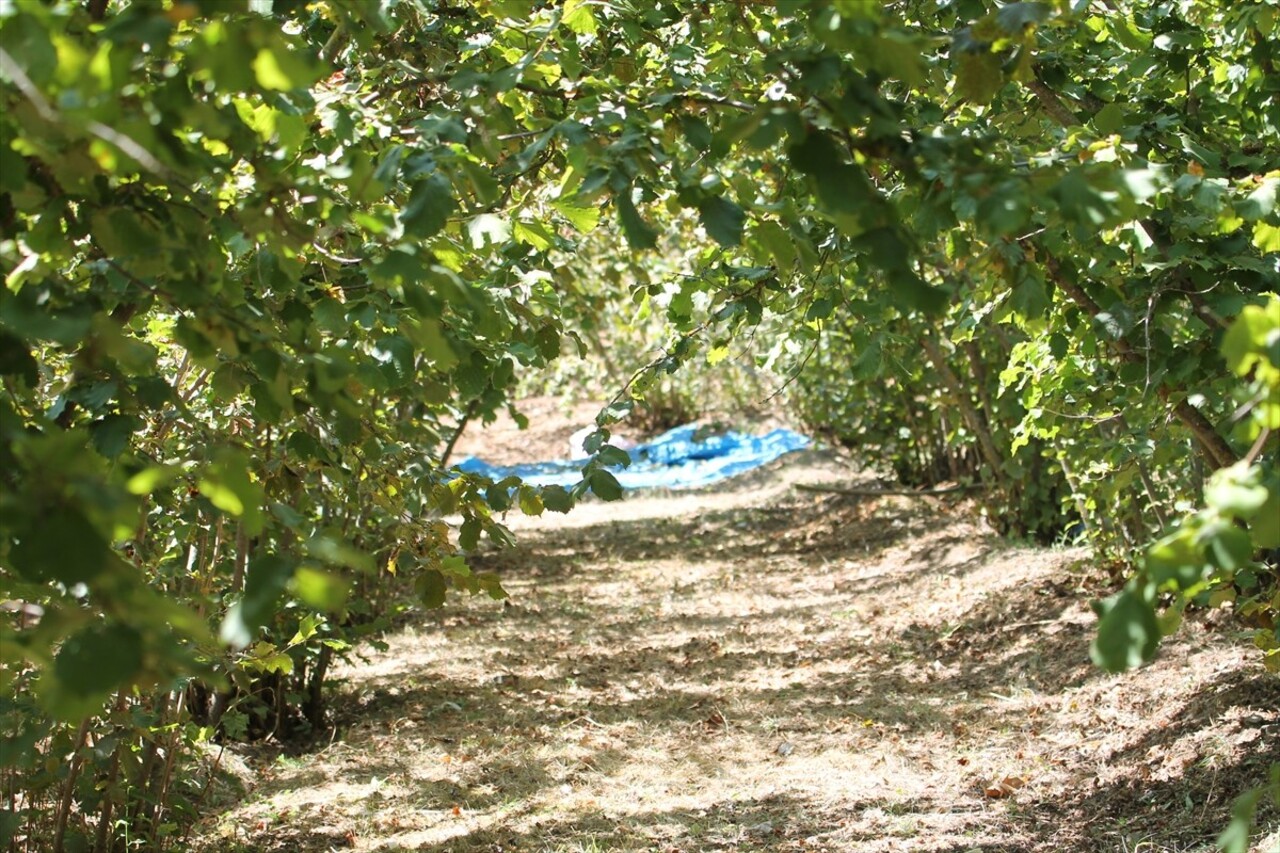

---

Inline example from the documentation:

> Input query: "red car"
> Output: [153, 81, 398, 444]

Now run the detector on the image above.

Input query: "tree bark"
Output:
[1026, 77, 1080, 128]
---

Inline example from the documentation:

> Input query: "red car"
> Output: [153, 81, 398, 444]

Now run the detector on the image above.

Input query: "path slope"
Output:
[195, 452, 1280, 852]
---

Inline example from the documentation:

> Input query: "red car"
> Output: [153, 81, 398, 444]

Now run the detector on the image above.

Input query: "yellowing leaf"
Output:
[563, 0, 597, 35]
[1252, 221, 1280, 253]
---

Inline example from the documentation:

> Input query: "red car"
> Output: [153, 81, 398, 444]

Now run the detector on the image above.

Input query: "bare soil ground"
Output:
[193, 407, 1280, 853]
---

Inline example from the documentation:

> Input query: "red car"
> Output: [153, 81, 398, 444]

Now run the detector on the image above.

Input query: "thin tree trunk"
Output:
[305, 645, 333, 729]
[919, 336, 1006, 478]
[230, 522, 248, 593]
[93, 693, 130, 853]
[147, 691, 187, 850]
[52, 718, 92, 853]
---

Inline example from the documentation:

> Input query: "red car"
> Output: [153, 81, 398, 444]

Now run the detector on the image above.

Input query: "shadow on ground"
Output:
[199, 486, 1280, 853]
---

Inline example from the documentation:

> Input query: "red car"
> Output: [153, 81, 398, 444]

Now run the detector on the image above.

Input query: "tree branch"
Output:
[1025, 76, 1081, 128]
[1041, 253, 1238, 469]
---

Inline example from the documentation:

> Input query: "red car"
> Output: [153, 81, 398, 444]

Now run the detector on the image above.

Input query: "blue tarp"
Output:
[454, 424, 810, 491]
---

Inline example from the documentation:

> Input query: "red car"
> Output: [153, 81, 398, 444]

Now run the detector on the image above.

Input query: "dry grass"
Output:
[192, 450, 1280, 853]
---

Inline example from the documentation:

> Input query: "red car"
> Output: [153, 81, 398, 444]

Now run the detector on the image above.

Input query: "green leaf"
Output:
[679, 115, 714, 152]
[306, 535, 375, 573]
[89, 414, 139, 458]
[540, 485, 575, 513]
[1205, 463, 1270, 518]
[616, 191, 658, 250]
[244, 641, 294, 674]
[698, 196, 746, 247]
[417, 569, 447, 608]
[0, 14, 57, 87]
[806, 297, 835, 321]
[0, 811, 21, 848]
[1237, 178, 1277, 221]
[956, 51, 1004, 104]
[852, 227, 911, 271]
[375, 335, 415, 386]
[552, 200, 600, 232]
[1092, 103, 1126, 135]
[514, 219, 557, 251]
[517, 485, 544, 516]
[1218, 784, 1266, 853]
[43, 623, 144, 721]
[788, 132, 872, 215]
[0, 330, 38, 386]
[1091, 586, 1160, 673]
[1146, 529, 1206, 590]
[754, 220, 798, 270]
[1252, 478, 1280, 548]
[403, 316, 458, 370]
[1201, 523, 1254, 572]
[476, 572, 507, 600]
[252, 46, 320, 91]
[1052, 171, 1118, 226]
[220, 555, 295, 649]
[596, 445, 632, 468]
[1107, 15, 1151, 50]
[401, 175, 457, 239]
[198, 451, 266, 535]
[598, 399, 634, 424]
[10, 508, 114, 584]
[1222, 298, 1280, 378]
[588, 468, 623, 501]
[292, 566, 349, 611]
[126, 465, 180, 496]
[994, 2, 1051, 33]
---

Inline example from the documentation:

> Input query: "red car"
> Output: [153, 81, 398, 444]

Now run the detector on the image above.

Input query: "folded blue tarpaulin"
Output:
[453, 423, 810, 491]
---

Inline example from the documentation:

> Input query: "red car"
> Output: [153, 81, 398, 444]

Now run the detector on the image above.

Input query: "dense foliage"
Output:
[0, 0, 1276, 849]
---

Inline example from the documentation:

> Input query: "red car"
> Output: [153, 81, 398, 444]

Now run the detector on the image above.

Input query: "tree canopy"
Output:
[0, 0, 1277, 849]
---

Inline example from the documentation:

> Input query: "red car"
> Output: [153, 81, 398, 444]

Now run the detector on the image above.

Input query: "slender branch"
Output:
[1026, 76, 1081, 128]
[1244, 426, 1273, 466]
[0, 47, 173, 178]
[681, 93, 755, 112]
[319, 24, 348, 65]
[762, 332, 819, 404]
[439, 399, 479, 470]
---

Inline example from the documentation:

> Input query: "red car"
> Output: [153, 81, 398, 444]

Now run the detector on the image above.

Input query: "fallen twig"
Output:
[794, 483, 985, 497]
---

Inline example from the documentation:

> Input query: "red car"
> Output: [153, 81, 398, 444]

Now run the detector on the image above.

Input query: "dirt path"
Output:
[194, 451, 1280, 852]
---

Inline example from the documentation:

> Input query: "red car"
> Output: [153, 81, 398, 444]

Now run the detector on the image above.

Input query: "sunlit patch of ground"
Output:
[192, 449, 1280, 852]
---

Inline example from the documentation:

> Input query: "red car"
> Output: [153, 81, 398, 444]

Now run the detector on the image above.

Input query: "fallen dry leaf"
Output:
[984, 776, 1027, 798]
